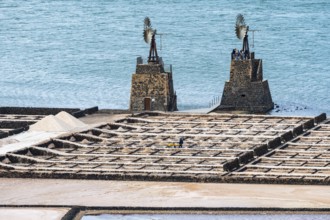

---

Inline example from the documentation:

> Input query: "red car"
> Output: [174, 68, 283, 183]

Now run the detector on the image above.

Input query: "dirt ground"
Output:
[0, 178, 329, 209]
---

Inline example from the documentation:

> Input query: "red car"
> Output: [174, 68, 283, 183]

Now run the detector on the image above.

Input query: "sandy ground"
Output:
[0, 207, 70, 220]
[0, 178, 329, 209]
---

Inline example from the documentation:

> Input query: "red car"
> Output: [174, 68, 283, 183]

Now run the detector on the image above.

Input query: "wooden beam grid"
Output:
[266, 151, 329, 160]
[252, 158, 330, 168]
[280, 144, 330, 152]
[119, 120, 302, 130]
[131, 115, 311, 123]
[46, 139, 260, 156]
[2, 149, 232, 165]
[236, 166, 324, 176]
[56, 131, 274, 148]
[1, 113, 326, 183]
[228, 172, 329, 181]
[133, 115, 310, 124]
[0, 160, 228, 173]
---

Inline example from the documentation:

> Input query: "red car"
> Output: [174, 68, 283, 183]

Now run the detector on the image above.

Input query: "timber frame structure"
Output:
[0, 112, 329, 185]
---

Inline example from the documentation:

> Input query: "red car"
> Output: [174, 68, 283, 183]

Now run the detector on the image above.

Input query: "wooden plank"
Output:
[0, 162, 225, 175]
[5, 153, 226, 168]
[230, 171, 328, 178]
[93, 127, 278, 139]
[107, 122, 292, 133]
[125, 117, 306, 126]
[247, 164, 330, 170]
[286, 142, 330, 147]
[51, 139, 255, 153]
[275, 149, 330, 154]
[259, 157, 330, 162]
[28, 147, 237, 160]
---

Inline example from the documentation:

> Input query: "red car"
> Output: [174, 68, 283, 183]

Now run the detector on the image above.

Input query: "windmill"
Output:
[143, 17, 159, 64]
[235, 14, 250, 58]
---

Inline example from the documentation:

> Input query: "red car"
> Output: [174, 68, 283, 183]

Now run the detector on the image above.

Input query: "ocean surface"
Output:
[0, 0, 329, 116]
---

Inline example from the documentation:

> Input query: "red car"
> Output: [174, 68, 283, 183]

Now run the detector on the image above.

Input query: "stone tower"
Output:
[218, 52, 274, 113]
[129, 57, 177, 112]
[130, 17, 177, 112]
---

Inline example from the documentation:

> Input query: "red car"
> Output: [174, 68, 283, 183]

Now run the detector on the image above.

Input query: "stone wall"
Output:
[229, 60, 252, 83]
[220, 80, 273, 112]
[136, 64, 164, 74]
[0, 107, 80, 115]
[0, 106, 99, 118]
[218, 54, 273, 113]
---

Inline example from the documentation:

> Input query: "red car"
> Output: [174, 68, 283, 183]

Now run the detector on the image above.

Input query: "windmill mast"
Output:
[148, 33, 159, 64]
[242, 28, 250, 54]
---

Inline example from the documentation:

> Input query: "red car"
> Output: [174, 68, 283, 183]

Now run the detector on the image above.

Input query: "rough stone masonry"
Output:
[218, 52, 274, 113]
[129, 58, 177, 112]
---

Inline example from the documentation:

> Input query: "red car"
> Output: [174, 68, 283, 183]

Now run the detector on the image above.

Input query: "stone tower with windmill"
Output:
[129, 17, 177, 112]
[217, 14, 273, 113]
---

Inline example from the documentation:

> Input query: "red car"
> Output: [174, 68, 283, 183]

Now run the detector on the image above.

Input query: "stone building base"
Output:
[219, 80, 273, 113]
[129, 63, 177, 112]
[217, 54, 274, 113]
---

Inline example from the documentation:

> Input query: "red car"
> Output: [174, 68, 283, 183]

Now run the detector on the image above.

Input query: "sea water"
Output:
[0, 0, 329, 115]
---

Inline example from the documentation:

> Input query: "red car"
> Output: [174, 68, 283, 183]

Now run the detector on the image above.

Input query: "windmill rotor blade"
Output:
[236, 14, 245, 26]
[236, 24, 247, 39]
[235, 14, 248, 39]
[144, 17, 151, 29]
[235, 24, 241, 39]
[143, 28, 153, 44]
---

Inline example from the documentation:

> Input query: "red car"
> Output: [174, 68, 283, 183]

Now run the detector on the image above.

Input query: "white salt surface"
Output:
[55, 111, 86, 127]
[29, 111, 86, 132]
[29, 115, 73, 132]
[0, 112, 88, 154]
[0, 131, 63, 154]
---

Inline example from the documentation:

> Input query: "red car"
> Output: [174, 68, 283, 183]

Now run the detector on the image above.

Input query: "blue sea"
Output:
[0, 0, 329, 116]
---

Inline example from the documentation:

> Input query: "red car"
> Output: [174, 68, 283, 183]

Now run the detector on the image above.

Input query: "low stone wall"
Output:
[0, 107, 80, 115]
[97, 109, 131, 114]
[136, 64, 164, 74]
[0, 106, 99, 118]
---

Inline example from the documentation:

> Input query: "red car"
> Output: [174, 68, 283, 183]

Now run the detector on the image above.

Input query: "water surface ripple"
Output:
[0, 0, 329, 115]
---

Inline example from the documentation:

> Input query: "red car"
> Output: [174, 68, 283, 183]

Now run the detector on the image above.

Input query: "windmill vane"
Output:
[156, 33, 167, 50]
[143, 17, 159, 64]
[234, 13, 254, 59]
[249, 29, 260, 48]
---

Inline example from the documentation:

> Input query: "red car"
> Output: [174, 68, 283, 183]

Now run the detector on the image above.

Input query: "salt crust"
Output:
[29, 111, 86, 132]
